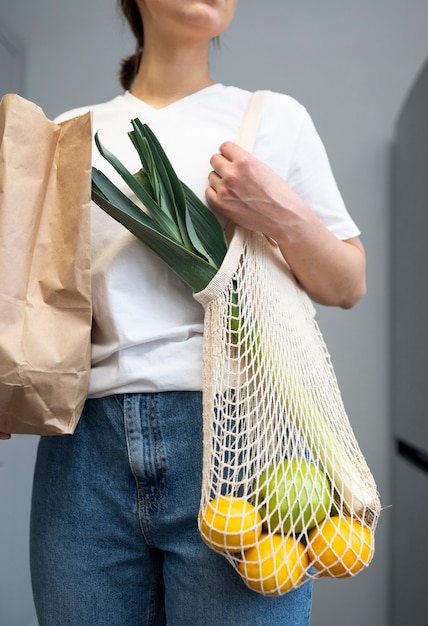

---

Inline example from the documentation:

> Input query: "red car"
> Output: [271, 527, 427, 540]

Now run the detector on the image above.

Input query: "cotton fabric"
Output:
[55, 85, 360, 399]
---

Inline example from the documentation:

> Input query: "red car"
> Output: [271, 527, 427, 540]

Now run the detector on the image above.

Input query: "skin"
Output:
[206, 143, 366, 308]
[0, 0, 366, 439]
[132, 0, 238, 108]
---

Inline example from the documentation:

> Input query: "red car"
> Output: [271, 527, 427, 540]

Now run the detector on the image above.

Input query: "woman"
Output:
[19, 1, 366, 624]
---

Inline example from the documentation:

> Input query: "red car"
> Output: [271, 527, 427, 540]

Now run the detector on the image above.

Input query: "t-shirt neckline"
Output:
[123, 83, 224, 114]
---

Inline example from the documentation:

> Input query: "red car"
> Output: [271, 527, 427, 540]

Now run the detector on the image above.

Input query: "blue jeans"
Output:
[30, 392, 312, 625]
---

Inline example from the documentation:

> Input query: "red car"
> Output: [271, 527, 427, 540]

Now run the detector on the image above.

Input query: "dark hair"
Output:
[119, 0, 144, 90]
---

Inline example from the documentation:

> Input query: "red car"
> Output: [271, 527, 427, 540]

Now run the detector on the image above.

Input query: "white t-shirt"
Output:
[56, 84, 360, 398]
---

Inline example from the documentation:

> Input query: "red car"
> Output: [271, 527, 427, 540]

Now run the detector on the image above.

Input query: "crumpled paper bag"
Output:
[0, 94, 92, 435]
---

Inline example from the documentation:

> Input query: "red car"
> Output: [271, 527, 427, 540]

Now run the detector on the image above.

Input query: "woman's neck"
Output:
[131, 43, 215, 109]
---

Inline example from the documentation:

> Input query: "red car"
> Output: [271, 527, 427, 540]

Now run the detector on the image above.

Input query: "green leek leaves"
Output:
[91, 120, 227, 292]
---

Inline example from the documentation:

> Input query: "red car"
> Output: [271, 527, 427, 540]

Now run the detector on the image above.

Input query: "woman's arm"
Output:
[206, 142, 366, 309]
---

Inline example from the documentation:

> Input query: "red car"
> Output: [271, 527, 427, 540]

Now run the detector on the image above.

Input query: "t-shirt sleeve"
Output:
[286, 107, 360, 240]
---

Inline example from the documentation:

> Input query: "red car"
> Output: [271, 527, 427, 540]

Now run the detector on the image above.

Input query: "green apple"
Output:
[255, 459, 332, 534]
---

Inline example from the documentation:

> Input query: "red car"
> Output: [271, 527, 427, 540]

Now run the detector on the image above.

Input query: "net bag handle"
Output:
[235, 90, 268, 153]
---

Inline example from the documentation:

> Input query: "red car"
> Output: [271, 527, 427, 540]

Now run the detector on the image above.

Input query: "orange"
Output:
[237, 533, 309, 595]
[199, 496, 262, 553]
[307, 515, 374, 577]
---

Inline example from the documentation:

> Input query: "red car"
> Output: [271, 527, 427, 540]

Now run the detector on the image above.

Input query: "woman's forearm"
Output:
[207, 141, 366, 309]
[273, 201, 366, 309]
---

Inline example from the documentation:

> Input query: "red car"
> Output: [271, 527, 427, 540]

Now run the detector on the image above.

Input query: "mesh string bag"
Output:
[193, 92, 381, 596]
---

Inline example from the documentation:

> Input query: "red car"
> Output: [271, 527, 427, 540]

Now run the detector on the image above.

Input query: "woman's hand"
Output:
[0, 432, 11, 440]
[206, 141, 296, 238]
[206, 142, 366, 309]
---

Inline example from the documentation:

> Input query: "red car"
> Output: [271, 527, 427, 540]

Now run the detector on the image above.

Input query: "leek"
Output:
[92, 120, 227, 292]
[91, 121, 380, 524]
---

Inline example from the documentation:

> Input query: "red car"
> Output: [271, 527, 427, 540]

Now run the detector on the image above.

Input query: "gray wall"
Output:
[1, 1, 428, 625]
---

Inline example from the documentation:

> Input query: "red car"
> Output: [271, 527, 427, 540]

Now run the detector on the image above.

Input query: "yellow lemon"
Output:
[199, 496, 262, 553]
[237, 533, 309, 595]
[307, 515, 374, 577]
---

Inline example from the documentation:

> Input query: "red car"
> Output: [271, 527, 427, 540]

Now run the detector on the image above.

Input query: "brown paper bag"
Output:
[0, 94, 92, 435]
